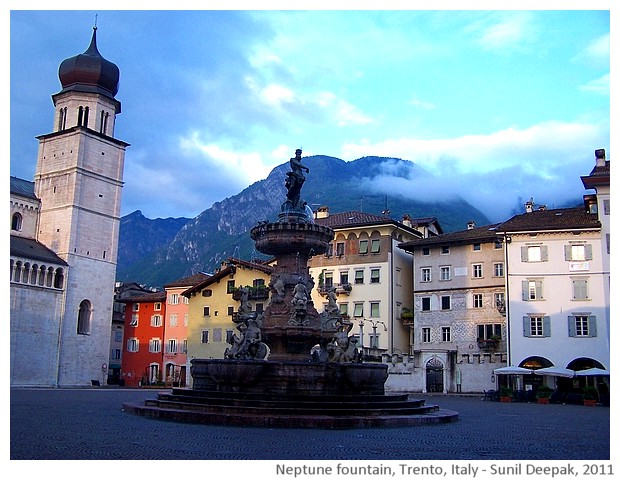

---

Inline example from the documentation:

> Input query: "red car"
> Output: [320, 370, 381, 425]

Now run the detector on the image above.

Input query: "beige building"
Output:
[182, 258, 273, 383]
[398, 222, 507, 393]
[309, 208, 429, 359]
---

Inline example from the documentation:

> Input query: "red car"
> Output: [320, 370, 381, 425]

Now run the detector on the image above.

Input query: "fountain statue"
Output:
[122, 148, 458, 428]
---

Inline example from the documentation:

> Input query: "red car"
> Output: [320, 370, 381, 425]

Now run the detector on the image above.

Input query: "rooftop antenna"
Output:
[94, 13, 98, 29]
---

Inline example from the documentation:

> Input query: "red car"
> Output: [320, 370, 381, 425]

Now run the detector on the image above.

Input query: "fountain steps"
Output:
[122, 389, 459, 428]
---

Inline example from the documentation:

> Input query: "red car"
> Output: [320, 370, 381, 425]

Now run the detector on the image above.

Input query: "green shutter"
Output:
[521, 247, 528, 262]
[522, 281, 529, 301]
[564, 245, 572, 261]
[585, 244, 593, 260]
[568, 315, 576, 337]
[589, 316, 597, 337]
[541, 246, 548, 261]
[543, 316, 551, 337]
[523, 316, 530, 337]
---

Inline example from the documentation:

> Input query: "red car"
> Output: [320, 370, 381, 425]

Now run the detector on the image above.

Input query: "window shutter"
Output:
[522, 281, 528, 301]
[541, 246, 548, 261]
[589, 316, 597, 337]
[521, 247, 528, 262]
[564, 245, 572, 261]
[523, 316, 530, 337]
[585, 244, 593, 260]
[543, 316, 551, 337]
[568, 315, 576, 337]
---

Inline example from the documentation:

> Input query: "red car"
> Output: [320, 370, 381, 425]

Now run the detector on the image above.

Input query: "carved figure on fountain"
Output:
[225, 313, 269, 360]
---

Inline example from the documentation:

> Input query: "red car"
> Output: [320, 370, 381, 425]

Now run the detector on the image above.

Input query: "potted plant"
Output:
[536, 385, 553, 404]
[582, 386, 598, 406]
[499, 386, 513, 403]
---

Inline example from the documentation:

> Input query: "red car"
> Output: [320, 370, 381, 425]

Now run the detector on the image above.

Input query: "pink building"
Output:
[162, 273, 209, 387]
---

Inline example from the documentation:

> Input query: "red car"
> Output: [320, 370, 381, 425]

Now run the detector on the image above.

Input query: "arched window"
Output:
[54, 268, 64, 289]
[77, 299, 92, 335]
[38, 265, 46, 286]
[30, 264, 39, 285]
[46, 267, 54, 287]
[77, 106, 84, 126]
[23, 262, 31, 284]
[12, 213, 22, 231]
[13, 261, 23, 282]
[83, 106, 90, 128]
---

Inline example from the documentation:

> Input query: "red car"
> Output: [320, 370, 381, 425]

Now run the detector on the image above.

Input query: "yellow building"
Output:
[182, 258, 273, 379]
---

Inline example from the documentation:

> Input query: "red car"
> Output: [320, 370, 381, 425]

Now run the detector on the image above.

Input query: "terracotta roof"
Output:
[581, 160, 610, 189]
[315, 211, 421, 236]
[495, 207, 601, 233]
[163, 272, 210, 288]
[181, 258, 273, 297]
[10, 235, 68, 265]
[119, 291, 166, 303]
[399, 224, 501, 249]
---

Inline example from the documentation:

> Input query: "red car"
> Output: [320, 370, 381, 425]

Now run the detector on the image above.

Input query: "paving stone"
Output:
[10, 388, 609, 460]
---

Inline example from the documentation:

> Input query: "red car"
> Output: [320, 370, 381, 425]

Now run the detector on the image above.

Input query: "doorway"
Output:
[426, 357, 444, 393]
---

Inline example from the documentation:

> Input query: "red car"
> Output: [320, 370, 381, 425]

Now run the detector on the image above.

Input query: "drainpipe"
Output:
[503, 233, 512, 366]
[55, 269, 68, 387]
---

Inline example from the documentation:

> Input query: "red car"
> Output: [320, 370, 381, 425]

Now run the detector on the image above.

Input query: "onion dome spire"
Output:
[57, 25, 120, 98]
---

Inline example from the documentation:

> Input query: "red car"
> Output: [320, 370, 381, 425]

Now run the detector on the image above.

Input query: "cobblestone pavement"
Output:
[10, 387, 610, 461]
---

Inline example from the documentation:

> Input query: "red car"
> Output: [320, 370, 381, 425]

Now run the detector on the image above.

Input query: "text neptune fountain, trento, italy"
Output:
[123, 149, 458, 428]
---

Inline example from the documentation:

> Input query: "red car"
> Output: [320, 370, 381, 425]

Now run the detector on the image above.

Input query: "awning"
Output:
[575, 367, 610, 376]
[494, 366, 534, 375]
[534, 366, 576, 378]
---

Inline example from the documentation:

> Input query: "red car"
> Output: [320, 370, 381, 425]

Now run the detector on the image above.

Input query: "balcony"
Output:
[399, 308, 414, 326]
[318, 283, 352, 296]
[231, 286, 270, 301]
[477, 337, 500, 351]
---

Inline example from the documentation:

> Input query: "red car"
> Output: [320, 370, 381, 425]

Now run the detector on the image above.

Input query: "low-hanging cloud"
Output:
[344, 120, 609, 222]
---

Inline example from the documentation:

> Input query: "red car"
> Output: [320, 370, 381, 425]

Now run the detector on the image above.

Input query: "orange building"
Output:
[120, 291, 167, 387]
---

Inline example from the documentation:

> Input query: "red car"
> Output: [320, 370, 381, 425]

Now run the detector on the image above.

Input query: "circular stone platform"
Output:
[122, 389, 459, 429]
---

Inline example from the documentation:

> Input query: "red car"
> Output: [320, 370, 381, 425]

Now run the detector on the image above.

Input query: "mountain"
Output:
[116, 155, 490, 287]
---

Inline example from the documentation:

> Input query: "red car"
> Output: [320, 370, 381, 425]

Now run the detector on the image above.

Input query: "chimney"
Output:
[595, 149, 606, 167]
[525, 198, 534, 213]
[467, 220, 476, 230]
[316, 206, 330, 219]
[402, 214, 412, 228]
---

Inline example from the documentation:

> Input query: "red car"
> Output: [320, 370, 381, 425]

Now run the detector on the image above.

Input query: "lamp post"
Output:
[367, 319, 387, 350]
[358, 319, 365, 361]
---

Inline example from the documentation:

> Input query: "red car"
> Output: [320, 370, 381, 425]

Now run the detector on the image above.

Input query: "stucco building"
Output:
[308, 208, 431, 358]
[495, 149, 610, 392]
[182, 258, 273, 384]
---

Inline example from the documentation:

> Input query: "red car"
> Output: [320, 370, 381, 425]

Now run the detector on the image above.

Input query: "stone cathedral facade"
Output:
[10, 26, 128, 386]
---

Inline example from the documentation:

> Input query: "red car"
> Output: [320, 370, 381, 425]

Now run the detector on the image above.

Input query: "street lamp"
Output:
[368, 320, 387, 349]
[358, 319, 365, 361]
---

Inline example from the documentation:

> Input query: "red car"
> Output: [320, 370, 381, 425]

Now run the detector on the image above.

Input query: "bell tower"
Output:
[34, 26, 129, 386]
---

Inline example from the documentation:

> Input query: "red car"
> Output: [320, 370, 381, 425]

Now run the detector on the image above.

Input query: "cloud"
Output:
[340, 120, 609, 221]
[409, 97, 436, 111]
[469, 12, 538, 53]
[572, 33, 610, 66]
[579, 74, 610, 96]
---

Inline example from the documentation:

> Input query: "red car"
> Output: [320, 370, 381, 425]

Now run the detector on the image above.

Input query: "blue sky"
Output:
[8, 5, 613, 222]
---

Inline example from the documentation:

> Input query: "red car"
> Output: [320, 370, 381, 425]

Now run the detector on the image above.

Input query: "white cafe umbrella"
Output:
[494, 366, 534, 375]
[575, 367, 610, 376]
[535, 366, 576, 378]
